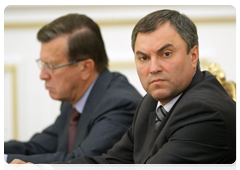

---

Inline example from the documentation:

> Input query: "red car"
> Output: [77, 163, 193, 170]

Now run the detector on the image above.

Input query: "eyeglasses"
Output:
[36, 58, 86, 74]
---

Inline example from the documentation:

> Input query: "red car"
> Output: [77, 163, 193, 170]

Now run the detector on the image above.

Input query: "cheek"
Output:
[52, 75, 68, 93]
[170, 61, 193, 87]
[137, 66, 149, 89]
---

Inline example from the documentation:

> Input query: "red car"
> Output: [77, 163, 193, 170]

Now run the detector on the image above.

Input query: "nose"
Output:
[39, 67, 50, 80]
[149, 57, 162, 74]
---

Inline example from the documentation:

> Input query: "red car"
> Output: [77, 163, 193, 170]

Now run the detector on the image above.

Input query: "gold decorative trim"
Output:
[4, 65, 18, 140]
[206, 63, 236, 101]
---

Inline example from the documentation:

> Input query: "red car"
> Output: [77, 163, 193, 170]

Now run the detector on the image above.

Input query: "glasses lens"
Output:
[44, 65, 52, 74]
[36, 59, 43, 70]
[36, 59, 52, 74]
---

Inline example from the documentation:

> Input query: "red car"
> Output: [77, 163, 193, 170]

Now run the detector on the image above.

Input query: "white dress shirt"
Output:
[156, 93, 182, 114]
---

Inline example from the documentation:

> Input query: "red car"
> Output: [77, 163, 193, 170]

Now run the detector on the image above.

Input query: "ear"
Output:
[189, 45, 199, 70]
[79, 59, 95, 81]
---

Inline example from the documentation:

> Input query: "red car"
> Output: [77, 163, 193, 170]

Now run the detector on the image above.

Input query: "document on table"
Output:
[4, 162, 14, 170]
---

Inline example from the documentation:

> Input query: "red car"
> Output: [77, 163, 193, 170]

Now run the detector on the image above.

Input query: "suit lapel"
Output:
[142, 70, 205, 162]
[152, 70, 204, 141]
[73, 69, 113, 148]
[138, 95, 158, 163]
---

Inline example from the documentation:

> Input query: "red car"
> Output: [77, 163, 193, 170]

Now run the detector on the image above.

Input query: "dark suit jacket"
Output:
[4, 69, 142, 163]
[63, 70, 236, 164]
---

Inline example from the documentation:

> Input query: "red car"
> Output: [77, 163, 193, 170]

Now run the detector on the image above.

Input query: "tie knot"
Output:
[70, 108, 80, 122]
[156, 105, 167, 122]
[159, 106, 167, 116]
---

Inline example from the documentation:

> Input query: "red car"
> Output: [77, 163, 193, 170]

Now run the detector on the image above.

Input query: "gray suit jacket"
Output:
[62, 70, 236, 164]
[4, 69, 142, 163]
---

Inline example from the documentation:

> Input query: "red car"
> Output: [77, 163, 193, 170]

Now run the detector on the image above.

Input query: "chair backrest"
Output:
[206, 63, 236, 101]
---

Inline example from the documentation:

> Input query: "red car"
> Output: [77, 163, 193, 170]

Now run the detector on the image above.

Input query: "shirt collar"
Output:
[156, 93, 182, 113]
[74, 75, 99, 114]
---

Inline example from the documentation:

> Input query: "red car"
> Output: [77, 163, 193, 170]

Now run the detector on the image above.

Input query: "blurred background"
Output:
[4, 5, 236, 142]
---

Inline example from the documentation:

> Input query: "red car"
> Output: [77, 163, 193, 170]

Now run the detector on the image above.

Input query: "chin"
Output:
[150, 90, 170, 101]
[49, 92, 59, 100]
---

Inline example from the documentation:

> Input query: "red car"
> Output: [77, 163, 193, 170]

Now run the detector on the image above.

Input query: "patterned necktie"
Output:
[68, 108, 80, 153]
[155, 105, 167, 129]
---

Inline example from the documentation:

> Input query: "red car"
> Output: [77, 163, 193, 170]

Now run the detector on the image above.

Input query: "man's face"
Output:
[39, 35, 81, 103]
[134, 22, 198, 105]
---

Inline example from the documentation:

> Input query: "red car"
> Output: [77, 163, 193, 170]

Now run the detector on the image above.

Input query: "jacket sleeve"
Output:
[6, 95, 141, 164]
[62, 95, 140, 163]
[54, 96, 145, 164]
[62, 126, 135, 164]
[5, 102, 69, 163]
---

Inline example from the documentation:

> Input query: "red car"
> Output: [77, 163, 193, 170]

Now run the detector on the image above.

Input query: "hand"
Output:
[9, 159, 45, 170]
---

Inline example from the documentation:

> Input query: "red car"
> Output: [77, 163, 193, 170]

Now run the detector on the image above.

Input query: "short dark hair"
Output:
[37, 14, 108, 72]
[131, 9, 200, 70]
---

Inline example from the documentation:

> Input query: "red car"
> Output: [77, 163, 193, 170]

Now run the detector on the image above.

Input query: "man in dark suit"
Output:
[5, 14, 142, 164]
[11, 9, 236, 164]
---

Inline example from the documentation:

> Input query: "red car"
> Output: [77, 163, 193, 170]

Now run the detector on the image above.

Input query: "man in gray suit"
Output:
[5, 14, 142, 163]
[10, 10, 238, 170]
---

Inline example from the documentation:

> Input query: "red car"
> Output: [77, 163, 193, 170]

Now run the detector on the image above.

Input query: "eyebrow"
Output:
[135, 43, 175, 56]
[157, 43, 175, 53]
[135, 51, 147, 56]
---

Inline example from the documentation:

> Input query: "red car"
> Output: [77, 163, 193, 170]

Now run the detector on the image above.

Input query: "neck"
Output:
[70, 71, 99, 105]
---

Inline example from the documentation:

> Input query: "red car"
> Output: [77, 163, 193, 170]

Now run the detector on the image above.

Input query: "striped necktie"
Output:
[155, 105, 167, 129]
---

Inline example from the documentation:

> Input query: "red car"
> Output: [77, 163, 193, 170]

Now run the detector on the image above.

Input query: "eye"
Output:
[140, 56, 148, 61]
[45, 63, 53, 70]
[163, 52, 171, 57]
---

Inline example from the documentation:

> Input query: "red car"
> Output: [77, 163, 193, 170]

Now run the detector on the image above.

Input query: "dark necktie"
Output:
[68, 108, 80, 153]
[155, 105, 167, 129]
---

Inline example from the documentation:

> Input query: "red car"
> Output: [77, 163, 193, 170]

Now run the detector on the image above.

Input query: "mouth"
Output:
[150, 78, 165, 84]
[45, 86, 53, 91]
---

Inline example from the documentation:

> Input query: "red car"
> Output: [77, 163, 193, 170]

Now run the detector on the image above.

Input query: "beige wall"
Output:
[4, 5, 236, 141]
